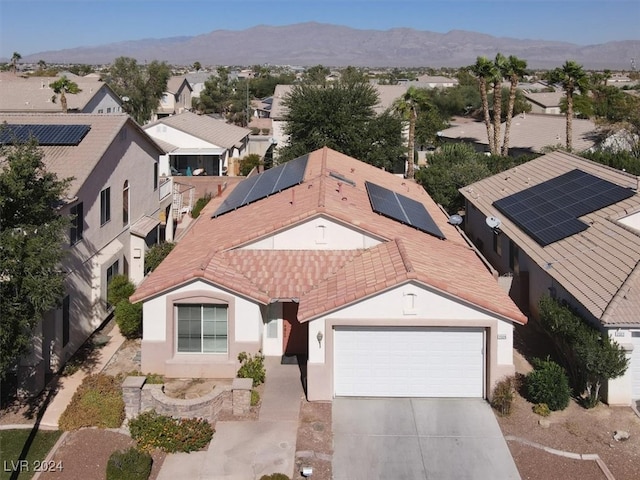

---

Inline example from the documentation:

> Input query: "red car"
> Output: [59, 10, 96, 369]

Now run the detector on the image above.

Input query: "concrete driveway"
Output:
[333, 398, 521, 480]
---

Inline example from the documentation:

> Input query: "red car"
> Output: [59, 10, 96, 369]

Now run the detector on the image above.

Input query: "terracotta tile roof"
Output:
[0, 74, 120, 112]
[0, 113, 162, 195]
[144, 111, 250, 149]
[132, 147, 526, 325]
[439, 114, 599, 153]
[461, 150, 640, 326]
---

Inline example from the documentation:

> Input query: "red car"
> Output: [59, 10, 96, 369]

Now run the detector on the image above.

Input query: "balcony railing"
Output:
[159, 177, 172, 201]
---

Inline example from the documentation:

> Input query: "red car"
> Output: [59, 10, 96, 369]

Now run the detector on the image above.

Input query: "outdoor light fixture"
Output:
[316, 331, 323, 348]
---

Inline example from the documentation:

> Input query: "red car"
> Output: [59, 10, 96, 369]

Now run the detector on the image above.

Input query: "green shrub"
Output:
[532, 403, 551, 417]
[526, 358, 571, 411]
[239, 153, 261, 176]
[144, 242, 175, 274]
[59, 374, 125, 430]
[259, 475, 290, 480]
[237, 351, 265, 387]
[490, 376, 516, 416]
[115, 300, 143, 339]
[129, 410, 214, 453]
[191, 194, 211, 219]
[108, 275, 135, 306]
[106, 447, 152, 480]
[251, 389, 260, 407]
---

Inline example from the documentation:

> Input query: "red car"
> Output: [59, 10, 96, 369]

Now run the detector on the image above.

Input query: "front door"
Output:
[282, 302, 308, 356]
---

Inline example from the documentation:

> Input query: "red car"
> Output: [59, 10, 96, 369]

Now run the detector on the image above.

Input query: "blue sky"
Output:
[1, 0, 638, 59]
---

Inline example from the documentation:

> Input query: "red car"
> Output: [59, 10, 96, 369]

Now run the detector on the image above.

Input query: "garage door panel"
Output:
[334, 327, 484, 398]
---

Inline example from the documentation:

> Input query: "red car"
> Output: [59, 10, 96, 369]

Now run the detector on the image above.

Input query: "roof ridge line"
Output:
[394, 237, 414, 273]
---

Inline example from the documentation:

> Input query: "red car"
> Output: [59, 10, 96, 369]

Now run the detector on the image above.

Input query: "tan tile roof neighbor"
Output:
[132, 147, 526, 325]
[0, 113, 162, 195]
[0, 74, 119, 112]
[166, 76, 191, 94]
[144, 111, 251, 149]
[461, 150, 640, 326]
[439, 114, 599, 153]
[523, 91, 564, 108]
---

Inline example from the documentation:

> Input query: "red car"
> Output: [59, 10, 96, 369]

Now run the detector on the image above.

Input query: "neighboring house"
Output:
[252, 97, 273, 118]
[523, 91, 564, 115]
[460, 150, 640, 405]
[403, 75, 459, 89]
[143, 111, 251, 177]
[154, 76, 193, 120]
[131, 147, 527, 401]
[0, 113, 171, 396]
[185, 71, 214, 100]
[438, 114, 600, 155]
[0, 72, 123, 114]
[270, 84, 409, 156]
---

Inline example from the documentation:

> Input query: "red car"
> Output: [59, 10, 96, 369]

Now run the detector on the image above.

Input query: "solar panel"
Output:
[365, 181, 446, 239]
[493, 169, 634, 246]
[0, 124, 91, 146]
[212, 154, 309, 217]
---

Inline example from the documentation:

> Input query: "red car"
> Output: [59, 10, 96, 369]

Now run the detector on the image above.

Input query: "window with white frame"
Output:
[177, 304, 228, 353]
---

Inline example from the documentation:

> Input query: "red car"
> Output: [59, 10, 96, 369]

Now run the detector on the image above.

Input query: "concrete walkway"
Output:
[38, 325, 126, 428]
[157, 356, 304, 480]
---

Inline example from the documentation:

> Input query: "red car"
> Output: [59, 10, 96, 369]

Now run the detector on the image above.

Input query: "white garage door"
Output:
[334, 326, 485, 398]
[632, 331, 640, 399]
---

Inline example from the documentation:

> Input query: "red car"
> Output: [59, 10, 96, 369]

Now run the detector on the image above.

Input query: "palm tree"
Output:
[49, 76, 82, 113]
[491, 53, 507, 155]
[469, 57, 497, 155]
[501, 55, 528, 156]
[10, 52, 21, 73]
[392, 87, 431, 179]
[548, 61, 589, 152]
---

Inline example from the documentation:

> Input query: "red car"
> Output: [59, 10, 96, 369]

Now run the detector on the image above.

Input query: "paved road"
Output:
[333, 397, 521, 480]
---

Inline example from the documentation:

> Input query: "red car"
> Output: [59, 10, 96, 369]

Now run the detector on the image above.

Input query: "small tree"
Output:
[239, 153, 261, 176]
[115, 300, 142, 339]
[144, 242, 175, 274]
[525, 357, 570, 411]
[107, 274, 135, 306]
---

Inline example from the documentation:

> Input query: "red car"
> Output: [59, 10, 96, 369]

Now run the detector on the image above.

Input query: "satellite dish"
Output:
[486, 216, 502, 229]
[448, 214, 463, 225]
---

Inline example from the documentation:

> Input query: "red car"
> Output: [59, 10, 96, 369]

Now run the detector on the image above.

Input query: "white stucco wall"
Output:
[241, 216, 382, 250]
[142, 280, 262, 343]
[145, 124, 220, 149]
[83, 87, 123, 114]
[307, 282, 513, 364]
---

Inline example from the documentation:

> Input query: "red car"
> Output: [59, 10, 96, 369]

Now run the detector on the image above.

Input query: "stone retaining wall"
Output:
[123, 376, 250, 421]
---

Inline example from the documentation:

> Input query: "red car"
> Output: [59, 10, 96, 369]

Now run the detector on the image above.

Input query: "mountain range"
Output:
[17, 23, 640, 69]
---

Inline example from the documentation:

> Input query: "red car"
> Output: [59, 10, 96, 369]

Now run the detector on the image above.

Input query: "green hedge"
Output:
[526, 358, 570, 411]
[106, 447, 152, 480]
[129, 410, 214, 453]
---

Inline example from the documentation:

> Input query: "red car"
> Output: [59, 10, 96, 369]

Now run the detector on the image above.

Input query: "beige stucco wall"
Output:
[241, 215, 382, 250]
[304, 281, 515, 401]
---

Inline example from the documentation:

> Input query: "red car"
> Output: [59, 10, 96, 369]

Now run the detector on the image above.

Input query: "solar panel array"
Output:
[213, 154, 309, 217]
[493, 169, 635, 246]
[0, 124, 91, 146]
[365, 181, 446, 239]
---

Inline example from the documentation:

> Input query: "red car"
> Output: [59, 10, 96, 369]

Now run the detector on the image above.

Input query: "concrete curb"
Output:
[505, 435, 616, 480]
[31, 431, 69, 480]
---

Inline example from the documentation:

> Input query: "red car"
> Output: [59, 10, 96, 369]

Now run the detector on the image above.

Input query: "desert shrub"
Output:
[251, 389, 260, 407]
[532, 403, 551, 417]
[260, 128, 270, 135]
[526, 357, 570, 411]
[490, 376, 516, 416]
[108, 275, 135, 306]
[58, 374, 124, 430]
[129, 410, 214, 453]
[250, 127, 260, 135]
[239, 153, 261, 176]
[237, 351, 265, 387]
[106, 447, 152, 480]
[259, 475, 290, 480]
[115, 300, 143, 339]
[144, 242, 175, 274]
[191, 194, 211, 219]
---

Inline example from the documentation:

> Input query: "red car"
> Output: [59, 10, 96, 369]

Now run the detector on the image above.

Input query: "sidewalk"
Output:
[157, 356, 304, 480]
[38, 325, 126, 428]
